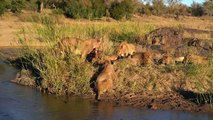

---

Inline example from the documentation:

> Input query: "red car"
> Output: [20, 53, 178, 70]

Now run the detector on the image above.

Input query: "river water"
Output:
[0, 59, 213, 120]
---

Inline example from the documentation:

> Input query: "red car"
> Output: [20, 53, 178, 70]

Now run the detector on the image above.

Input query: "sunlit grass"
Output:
[12, 14, 213, 104]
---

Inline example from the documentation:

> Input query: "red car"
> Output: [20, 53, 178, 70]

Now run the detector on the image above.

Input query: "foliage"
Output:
[203, 0, 213, 16]
[137, 3, 152, 15]
[151, 0, 166, 15]
[63, 0, 107, 19]
[0, 0, 11, 16]
[10, 0, 25, 13]
[109, 0, 135, 20]
[191, 2, 204, 16]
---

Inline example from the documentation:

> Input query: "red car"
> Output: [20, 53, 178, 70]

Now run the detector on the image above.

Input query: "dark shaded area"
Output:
[9, 53, 43, 86]
[89, 63, 104, 92]
[86, 48, 98, 63]
[185, 38, 213, 51]
[176, 89, 213, 105]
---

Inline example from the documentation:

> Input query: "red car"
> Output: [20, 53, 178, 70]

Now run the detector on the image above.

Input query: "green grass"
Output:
[12, 15, 213, 104]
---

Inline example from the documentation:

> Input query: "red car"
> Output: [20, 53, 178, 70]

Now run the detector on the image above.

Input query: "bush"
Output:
[0, 0, 11, 16]
[203, 0, 213, 16]
[0, 3, 6, 16]
[138, 3, 152, 16]
[191, 2, 204, 16]
[10, 0, 25, 13]
[109, 0, 134, 20]
[63, 0, 106, 19]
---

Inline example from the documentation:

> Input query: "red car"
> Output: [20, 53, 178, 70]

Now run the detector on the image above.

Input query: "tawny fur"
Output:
[95, 61, 116, 100]
[183, 54, 208, 64]
[104, 55, 119, 61]
[117, 41, 136, 57]
[174, 56, 185, 63]
[161, 54, 174, 65]
[58, 37, 101, 60]
[128, 52, 153, 66]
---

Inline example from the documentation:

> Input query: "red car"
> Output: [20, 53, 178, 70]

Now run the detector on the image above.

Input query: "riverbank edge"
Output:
[1, 47, 212, 115]
[9, 66, 213, 115]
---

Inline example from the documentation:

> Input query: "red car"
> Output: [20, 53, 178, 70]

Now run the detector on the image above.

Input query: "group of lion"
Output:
[56, 36, 209, 100]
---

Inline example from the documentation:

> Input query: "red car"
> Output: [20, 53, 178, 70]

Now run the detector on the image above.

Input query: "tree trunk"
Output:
[37, 1, 43, 13]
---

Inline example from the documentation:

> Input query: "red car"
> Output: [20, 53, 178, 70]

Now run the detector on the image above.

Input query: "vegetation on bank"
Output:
[8, 14, 213, 106]
[0, 0, 212, 20]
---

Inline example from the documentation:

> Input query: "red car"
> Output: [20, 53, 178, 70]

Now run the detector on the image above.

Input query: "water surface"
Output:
[0, 59, 213, 120]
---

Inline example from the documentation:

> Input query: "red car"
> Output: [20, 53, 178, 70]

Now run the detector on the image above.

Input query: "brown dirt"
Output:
[96, 91, 213, 114]
[0, 14, 46, 47]
[0, 16, 21, 47]
[10, 65, 213, 115]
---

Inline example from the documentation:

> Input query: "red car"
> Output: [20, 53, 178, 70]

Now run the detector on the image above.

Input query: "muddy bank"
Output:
[99, 91, 213, 114]
[2, 26, 213, 115]
[10, 68, 213, 115]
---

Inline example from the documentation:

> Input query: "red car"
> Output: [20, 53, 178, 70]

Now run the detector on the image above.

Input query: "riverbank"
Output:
[1, 47, 212, 115]
[0, 12, 213, 115]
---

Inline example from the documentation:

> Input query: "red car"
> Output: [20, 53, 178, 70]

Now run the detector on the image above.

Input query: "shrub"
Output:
[203, 0, 213, 16]
[64, 0, 106, 19]
[0, 3, 6, 16]
[109, 0, 134, 20]
[191, 2, 204, 16]
[138, 3, 152, 16]
[0, 0, 11, 16]
[10, 0, 25, 13]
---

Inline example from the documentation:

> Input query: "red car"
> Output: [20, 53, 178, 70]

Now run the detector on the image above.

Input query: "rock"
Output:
[144, 27, 184, 47]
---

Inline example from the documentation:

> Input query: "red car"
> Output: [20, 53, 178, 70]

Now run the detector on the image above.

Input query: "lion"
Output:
[104, 55, 119, 62]
[58, 37, 101, 61]
[96, 54, 119, 65]
[128, 52, 153, 66]
[160, 54, 174, 65]
[86, 48, 99, 63]
[95, 60, 116, 101]
[183, 54, 208, 64]
[174, 56, 185, 63]
[117, 41, 136, 58]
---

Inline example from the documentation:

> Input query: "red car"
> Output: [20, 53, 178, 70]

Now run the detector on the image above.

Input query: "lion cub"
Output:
[58, 37, 101, 61]
[117, 41, 136, 58]
[95, 60, 116, 101]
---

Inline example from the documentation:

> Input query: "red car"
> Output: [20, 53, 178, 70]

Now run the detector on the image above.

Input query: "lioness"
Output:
[95, 61, 116, 101]
[117, 41, 135, 58]
[183, 54, 208, 64]
[128, 52, 153, 66]
[104, 55, 119, 62]
[174, 56, 185, 63]
[160, 54, 174, 65]
[58, 37, 101, 61]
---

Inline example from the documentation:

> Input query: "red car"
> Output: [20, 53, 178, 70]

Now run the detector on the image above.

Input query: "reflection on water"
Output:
[0, 59, 213, 120]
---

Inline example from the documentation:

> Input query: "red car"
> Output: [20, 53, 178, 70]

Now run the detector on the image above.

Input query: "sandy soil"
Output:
[0, 16, 21, 47]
